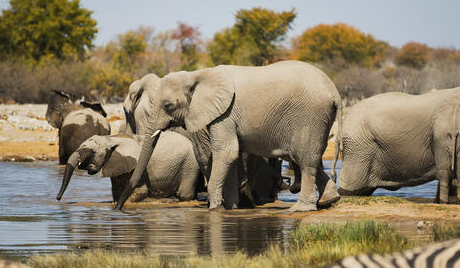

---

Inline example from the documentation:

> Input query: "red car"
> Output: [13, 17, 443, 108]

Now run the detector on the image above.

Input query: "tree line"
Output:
[0, 0, 459, 104]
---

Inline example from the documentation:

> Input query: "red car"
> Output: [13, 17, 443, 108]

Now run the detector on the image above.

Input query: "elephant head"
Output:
[123, 74, 160, 135]
[56, 135, 138, 201]
[432, 97, 460, 203]
[115, 67, 235, 209]
[46, 90, 72, 129]
[46, 90, 107, 129]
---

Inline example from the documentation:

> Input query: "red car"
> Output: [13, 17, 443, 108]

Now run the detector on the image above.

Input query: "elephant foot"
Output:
[209, 203, 225, 211]
[290, 184, 301, 194]
[318, 187, 341, 207]
[289, 199, 317, 212]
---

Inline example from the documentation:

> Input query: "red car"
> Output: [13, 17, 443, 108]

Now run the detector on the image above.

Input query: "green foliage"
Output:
[396, 42, 432, 69]
[0, 0, 97, 62]
[208, 7, 296, 66]
[295, 23, 387, 67]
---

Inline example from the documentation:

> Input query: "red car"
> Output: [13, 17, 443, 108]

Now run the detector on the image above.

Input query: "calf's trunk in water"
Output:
[56, 152, 82, 200]
[115, 130, 161, 210]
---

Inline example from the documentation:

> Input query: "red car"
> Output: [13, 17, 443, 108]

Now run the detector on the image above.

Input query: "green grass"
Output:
[26, 220, 410, 268]
[337, 196, 408, 206]
[432, 224, 460, 242]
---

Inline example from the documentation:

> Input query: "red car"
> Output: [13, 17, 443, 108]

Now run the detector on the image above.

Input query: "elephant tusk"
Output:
[150, 129, 161, 138]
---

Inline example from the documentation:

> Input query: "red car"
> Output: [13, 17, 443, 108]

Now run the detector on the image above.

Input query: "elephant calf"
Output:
[332, 88, 460, 203]
[46, 90, 110, 164]
[56, 132, 201, 203]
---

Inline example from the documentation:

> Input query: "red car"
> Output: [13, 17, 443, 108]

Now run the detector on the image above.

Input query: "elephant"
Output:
[115, 60, 343, 211]
[122, 74, 287, 207]
[56, 132, 201, 202]
[331, 88, 460, 204]
[46, 90, 111, 164]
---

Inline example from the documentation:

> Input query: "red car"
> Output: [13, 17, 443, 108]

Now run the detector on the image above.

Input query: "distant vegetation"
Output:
[0, 0, 459, 104]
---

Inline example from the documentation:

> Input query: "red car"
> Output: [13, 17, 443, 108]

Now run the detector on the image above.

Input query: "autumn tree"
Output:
[172, 22, 201, 71]
[395, 42, 432, 69]
[295, 23, 387, 67]
[208, 7, 296, 66]
[0, 0, 97, 62]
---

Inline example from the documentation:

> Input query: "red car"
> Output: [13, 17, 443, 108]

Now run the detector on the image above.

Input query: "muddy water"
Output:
[0, 161, 438, 260]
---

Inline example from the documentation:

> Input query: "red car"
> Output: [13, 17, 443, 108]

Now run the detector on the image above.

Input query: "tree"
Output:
[208, 7, 296, 66]
[295, 23, 387, 67]
[172, 22, 201, 71]
[0, 0, 97, 62]
[396, 42, 432, 69]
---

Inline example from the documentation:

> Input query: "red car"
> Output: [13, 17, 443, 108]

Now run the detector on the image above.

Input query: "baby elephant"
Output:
[56, 132, 201, 203]
[46, 90, 111, 164]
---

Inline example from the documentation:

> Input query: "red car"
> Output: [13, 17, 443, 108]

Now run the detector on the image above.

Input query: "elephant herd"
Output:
[47, 60, 460, 212]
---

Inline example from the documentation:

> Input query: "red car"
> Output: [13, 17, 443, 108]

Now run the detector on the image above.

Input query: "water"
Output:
[0, 160, 438, 260]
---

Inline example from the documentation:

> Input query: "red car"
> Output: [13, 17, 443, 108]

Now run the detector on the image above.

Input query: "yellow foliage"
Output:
[295, 23, 387, 67]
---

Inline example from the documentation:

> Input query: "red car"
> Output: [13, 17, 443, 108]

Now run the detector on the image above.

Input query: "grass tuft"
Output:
[432, 224, 460, 242]
[289, 220, 409, 267]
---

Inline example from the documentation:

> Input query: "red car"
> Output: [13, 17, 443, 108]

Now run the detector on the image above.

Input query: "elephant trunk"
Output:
[56, 152, 81, 200]
[115, 129, 161, 210]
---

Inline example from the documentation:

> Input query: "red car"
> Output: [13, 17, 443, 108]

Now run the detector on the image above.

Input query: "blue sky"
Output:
[1, 0, 459, 48]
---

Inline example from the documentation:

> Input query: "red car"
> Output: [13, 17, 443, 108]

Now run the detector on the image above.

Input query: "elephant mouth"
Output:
[87, 164, 99, 175]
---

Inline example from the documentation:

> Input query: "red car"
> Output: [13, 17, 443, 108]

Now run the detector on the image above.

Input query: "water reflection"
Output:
[0, 162, 297, 260]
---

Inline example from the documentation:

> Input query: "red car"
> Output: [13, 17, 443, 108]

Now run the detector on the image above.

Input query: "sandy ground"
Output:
[0, 104, 338, 161]
[0, 104, 124, 161]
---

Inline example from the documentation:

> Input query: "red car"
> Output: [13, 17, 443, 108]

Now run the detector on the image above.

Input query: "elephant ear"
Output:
[80, 101, 107, 117]
[185, 67, 235, 132]
[101, 142, 138, 177]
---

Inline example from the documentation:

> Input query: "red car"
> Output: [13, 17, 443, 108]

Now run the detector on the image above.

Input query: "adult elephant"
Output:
[116, 60, 342, 211]
[56, 132, 200, 202]
[332, 88, 460, 204]
[122, 74, 287, 207]
[46, 90, 111, 164]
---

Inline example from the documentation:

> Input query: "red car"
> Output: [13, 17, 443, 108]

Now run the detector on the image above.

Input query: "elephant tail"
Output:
[331, 94, 343, 183]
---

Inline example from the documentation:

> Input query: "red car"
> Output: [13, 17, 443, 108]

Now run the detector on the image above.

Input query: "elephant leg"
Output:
[129, 184, 149, 202]
[177, 167, 200, 201]
[437, 169, 451, 204]
[208, 129, 240, 210]
[289, 162, 302, 194]
[316, 166, 340, 207]
[290, 163, 318, 212]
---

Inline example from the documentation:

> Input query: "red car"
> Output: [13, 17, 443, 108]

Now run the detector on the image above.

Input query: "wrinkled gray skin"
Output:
[56, 132, 200, 202]
[46, 90, 110, 164]
[333, 88, 460, 204]
[116, 60, 342, 211]
[122, 74, 286, 207]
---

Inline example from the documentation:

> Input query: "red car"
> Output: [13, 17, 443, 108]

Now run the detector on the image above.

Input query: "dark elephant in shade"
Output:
[332, 88, 460, 204]
[56, 132, 201, 203]
[46, 90, 110, 164]
[116, 60, 342, 211]
[123, 74, 289, 208]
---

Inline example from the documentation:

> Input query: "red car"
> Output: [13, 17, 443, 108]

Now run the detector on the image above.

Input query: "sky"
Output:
[1, 0, 459, 49]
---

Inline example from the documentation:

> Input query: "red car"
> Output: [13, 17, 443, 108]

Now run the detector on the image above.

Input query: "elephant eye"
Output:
[163, 100, 175, 111]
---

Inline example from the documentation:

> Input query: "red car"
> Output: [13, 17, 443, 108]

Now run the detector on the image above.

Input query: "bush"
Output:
[396, 42, 432, 70]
